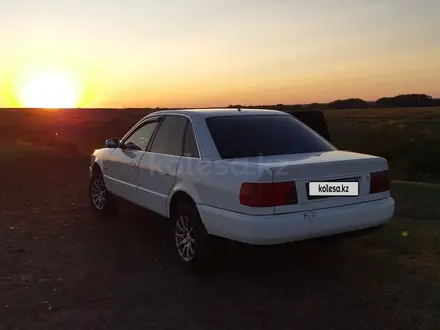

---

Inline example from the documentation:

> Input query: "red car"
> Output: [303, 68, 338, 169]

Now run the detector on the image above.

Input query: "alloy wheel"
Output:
[91, 178, 107, 210]
[175, 215, 196, 262]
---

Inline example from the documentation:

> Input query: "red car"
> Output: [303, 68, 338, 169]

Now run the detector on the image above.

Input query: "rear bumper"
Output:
[197, 197, 395, 245]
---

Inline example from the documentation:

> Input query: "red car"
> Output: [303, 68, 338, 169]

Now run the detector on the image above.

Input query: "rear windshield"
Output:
[206, 115, 335, 159]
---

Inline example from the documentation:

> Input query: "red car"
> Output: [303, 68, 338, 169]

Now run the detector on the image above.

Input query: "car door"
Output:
[137, 115, 188, 216]
[104, 118, 161, 204]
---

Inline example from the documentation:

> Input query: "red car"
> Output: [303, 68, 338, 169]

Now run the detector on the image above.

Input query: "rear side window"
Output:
[149, 115, 188, 156]
[182, 122, 200, 158]
[206, 115, 335, 159]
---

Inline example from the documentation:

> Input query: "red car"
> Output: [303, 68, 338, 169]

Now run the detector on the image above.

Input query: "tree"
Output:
[376, 94, 433, 108]
[327, 98, 369, 109]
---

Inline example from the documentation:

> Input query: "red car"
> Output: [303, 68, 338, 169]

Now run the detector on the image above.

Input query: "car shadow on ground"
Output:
[92, 201, 362, 278]
[2, 151, 424, 329]
[79, 203, 387, 329]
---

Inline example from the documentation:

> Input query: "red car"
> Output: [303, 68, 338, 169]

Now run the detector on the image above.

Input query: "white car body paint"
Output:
[90, 108, 395, 245]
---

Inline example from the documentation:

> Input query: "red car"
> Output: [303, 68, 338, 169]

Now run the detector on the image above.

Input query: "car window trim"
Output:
[146, 116, 165, 153]
[144, 116, 165, 152]
[182, 120, 200, 159]
[147, 115, 186, 156]
[146, 114, 201, 159]
[120, 116, 163, 151]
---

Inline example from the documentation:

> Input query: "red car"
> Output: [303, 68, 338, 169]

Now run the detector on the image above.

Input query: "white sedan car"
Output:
[89, 108, 395, 268]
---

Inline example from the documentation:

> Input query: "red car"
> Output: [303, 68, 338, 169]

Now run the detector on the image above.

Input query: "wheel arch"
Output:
[91, 162, 103, 177]
[168, 189, 200, 220]
[90, 152, 106, 178]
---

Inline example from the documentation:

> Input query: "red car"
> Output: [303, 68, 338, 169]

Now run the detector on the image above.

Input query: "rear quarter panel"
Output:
[171, 158, 275, 216]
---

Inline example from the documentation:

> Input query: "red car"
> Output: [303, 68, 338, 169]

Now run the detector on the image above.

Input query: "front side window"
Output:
[123, 120, 160, 151]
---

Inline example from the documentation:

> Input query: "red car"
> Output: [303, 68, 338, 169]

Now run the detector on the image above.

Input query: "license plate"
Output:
[308, 181, 359, 197]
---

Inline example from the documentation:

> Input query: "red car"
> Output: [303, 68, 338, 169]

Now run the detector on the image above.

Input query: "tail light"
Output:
[370, 170, 390, 193]
[240, 182, 297, 207]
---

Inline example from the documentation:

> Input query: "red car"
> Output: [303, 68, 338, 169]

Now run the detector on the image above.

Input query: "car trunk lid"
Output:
[231, 150, 389, 214]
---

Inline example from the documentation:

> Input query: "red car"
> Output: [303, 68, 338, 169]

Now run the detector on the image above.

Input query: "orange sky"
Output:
[1, 0, 439, 108]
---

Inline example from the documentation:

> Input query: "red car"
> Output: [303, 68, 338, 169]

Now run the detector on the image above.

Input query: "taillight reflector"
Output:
[240, 182, 297, 207]
[370, 170, 390, 193]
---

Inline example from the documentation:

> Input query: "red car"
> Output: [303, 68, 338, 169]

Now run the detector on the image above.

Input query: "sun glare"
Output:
[18, 71, 80, 108]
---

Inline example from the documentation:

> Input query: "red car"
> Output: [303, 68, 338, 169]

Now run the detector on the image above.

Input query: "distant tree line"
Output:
[228, 94, 440, 110]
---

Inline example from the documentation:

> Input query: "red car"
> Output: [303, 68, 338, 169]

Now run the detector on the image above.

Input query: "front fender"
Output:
[90, 148, 114, 179]
[90, 158, 105, 176]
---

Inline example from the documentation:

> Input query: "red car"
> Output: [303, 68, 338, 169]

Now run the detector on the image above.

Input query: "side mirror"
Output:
[124, 142, 141, 151]
[106, 138, 120, 149]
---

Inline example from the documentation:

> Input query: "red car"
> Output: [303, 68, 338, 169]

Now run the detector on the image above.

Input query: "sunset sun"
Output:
[18, 71, 80, 108]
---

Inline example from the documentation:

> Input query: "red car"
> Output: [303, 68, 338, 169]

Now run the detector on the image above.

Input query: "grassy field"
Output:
[324, 107, 440, 183]
[1, 106, 439, 182]
[0, 108, 440, 329]
[0, 140, 439, 329]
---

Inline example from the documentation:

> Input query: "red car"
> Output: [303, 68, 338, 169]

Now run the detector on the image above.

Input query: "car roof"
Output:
[144, 108, 287, 120]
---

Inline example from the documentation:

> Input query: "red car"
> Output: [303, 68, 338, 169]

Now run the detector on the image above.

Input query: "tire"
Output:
[172, 201, 211, 270]
[89, 169, 117, 216]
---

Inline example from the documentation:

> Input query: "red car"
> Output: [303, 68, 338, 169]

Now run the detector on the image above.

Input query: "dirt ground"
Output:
[1, 111, 440, 329]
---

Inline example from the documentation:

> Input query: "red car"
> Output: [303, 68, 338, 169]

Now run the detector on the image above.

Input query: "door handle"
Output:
[130, 163, 136, 170]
